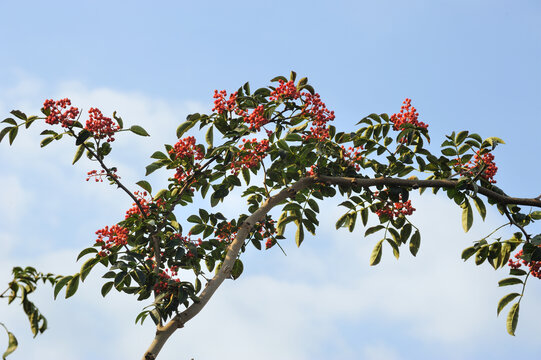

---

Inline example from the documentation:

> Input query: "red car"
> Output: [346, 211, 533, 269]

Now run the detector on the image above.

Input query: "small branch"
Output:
[503, 208, 530, 241]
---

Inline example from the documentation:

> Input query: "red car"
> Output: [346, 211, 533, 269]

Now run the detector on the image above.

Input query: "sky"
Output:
[0, 1, 540, 359]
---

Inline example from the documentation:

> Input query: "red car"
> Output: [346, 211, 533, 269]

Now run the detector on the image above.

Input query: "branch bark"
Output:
[142, 175, 541, 358]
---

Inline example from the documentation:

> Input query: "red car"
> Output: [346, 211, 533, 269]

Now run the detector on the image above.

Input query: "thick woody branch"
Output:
[142, 175, 541, 359]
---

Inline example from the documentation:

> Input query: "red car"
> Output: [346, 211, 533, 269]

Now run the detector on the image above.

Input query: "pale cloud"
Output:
[0, 175, 32, 225]
[362, 343, 401, 360]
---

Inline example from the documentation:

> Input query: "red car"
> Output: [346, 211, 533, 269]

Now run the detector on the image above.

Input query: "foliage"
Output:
[1, 72, 540, 358]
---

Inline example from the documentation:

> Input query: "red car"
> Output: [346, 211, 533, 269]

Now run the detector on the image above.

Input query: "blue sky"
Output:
[0, 1, 540, 359]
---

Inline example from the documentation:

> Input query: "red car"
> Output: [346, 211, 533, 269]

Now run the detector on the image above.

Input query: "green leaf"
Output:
[108, 112, 122, 130]
[295, 222, 304, 247]
[409, 230, 421, 256]
[461, 199, 473, 232]
[472, 196, 486, 221]
[484, 136, 505, 147]
[75, 129, 92, 145]
[77, 247, 98, 261]
[150, 151, 168, 160]
[101, 281, 114, 297]
[369, 240, 384, 266]
[130, 125, 150, 136]
[455, 131, 469, 145]
[10, 110, 26, 120]
[80, 258, 98, 282]
[335, 213, 349, 229]
[176, 120, 195, 138]
[187, 215, 201, 223]
[365, 225, 384, 237]
[506, 302, 519, 336]
[386, 238, 400, 259]
[0, 127, 12, 143]
[205, 126, 214, 147]
[441, 148, 456, 156]
[1, 324, 17, 360]
[40, 136, 54, 148]
[8, 127, 18, 145]
[136, 180, 152, 194]
[530, 211, 541, 220]
[72, 144, 85, 165]
[65, 273, 80, 298]
[510, 268, 528, 276]
[145, 161, 166, 176]
[497, 293, 520, 316]
[461, 246, 476, 261]
[53, 276, 73, 299]
[1, 118, 17, 126]
[498, 277, 523, 287]
[231, 259, 244, 280]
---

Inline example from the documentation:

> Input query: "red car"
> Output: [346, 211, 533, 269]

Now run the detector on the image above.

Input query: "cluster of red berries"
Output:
[124, 191, 164, 220]
[373, 192, 416, 219]
[265, 238, 275, 249]
[43, 98, 80, 128]
[389, 98, 427, 131]
[301, 92, 335, 141]
[306, 165, 318, 176]
[269, 80, 301, 101]
[169, 136, 205, 161]
[171, 232, 203, 247]
[212, 90, 239, 114]
[210, 83, 334, 141]
[86, 168, 119, 182]
[341, 145, 364, 171]
[169, 136, 205, 184]
[153, 268, 181, 294]
[95, 224, 129, 256]
[84, 107, 119, 142]
[215, 222, 237, 242]
[255, 220, 277, 250]
[508, 250, 541, 279]
[230, 138, 270, 175]
[244, 105, 268, 131]
[460, 151, 498, 184]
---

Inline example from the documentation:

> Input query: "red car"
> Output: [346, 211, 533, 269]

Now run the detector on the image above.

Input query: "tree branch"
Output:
[141, 174, 541, 358]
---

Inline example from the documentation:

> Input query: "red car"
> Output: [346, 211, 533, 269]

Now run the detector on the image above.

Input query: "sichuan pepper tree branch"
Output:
[142, 174, 541, 358]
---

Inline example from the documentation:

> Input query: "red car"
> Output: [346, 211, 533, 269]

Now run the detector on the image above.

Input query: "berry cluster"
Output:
[85, 108, 119, 142]
[212, 90, 239, 114]
[269, 80, 301, 101]
[215, 222, 237, 242]
[211, 83, 334, 140]
[460, 151, 498, 184]
[95, 224, 129, 256]
[169, 136, 205, 184]
[171, 232, 203, 247]
[306, 165, 318, 176]
[508, 250, 541, 279]
[301, 92, 335, 141]
[86, 168, 119, 182]
[244, 105, 268, 131]
[125, 191, 164, 220]
[230, 138, 270, 175]
[373, 192, 416, 219]
[43, 98, 80, 128]
[169, 136, 204, 161]
[341, 145, 364, 171]
[153, 268, 181, 294]
[390, 98, 427, 131]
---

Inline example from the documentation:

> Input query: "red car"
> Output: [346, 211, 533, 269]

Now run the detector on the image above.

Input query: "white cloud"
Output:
[362, 343, 401, 360]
